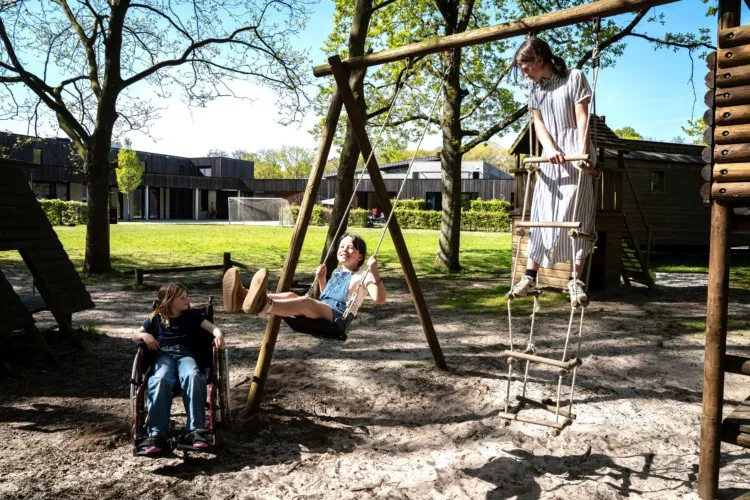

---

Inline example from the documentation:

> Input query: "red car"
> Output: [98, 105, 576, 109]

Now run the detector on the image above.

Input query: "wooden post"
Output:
[699, 2, 739, 498]
[313, 0, 678, 77]
[245, 88, 344, 413]
[329, 55, 447, 370]
[223, 252, 232, 274]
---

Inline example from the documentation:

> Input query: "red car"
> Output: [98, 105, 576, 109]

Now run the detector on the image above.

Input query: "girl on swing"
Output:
[223, 233, 386, 322]
[510, 37, 597, 308]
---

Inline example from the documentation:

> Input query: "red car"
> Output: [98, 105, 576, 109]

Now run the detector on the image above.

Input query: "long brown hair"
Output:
[514, 37, 567, 80]
[150, 283, 189, 327]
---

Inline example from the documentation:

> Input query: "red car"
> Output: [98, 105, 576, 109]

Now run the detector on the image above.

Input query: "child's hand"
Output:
[140, 332, 160, 351]
[213, 330, 225, 349]
[316, 264, 327, 280]
[367, 255, 379, 271]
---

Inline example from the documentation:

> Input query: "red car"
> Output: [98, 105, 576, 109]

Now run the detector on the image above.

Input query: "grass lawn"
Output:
[0, 223, 513, 279]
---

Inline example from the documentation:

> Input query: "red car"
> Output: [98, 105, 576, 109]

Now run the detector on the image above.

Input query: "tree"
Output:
[318, 0, 713, 271]
[682, 117, 708, 145]
[462, 142, 514, 172]
[614, 126, 643, 140]
[115, 138, 144, 220]
[233, 146, 314, 178]
[0, 0, 312, 272]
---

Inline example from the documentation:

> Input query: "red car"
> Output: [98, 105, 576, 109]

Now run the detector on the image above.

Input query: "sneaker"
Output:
[242, 268, 269, 315]
[223, 267, 247, 313]
[567, 278, 589, 307]
[509, 274, 537, 298]
[186, 429, 210, 449]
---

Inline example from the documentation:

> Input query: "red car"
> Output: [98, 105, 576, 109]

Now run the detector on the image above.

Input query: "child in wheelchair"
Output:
[131, 283, 225, 456]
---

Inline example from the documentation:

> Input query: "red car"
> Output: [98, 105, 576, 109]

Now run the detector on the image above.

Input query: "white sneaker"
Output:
[509, 275, 537, 298]
[567, 278, 588, 307]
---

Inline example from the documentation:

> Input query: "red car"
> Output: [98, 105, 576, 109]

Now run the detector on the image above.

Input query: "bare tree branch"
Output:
[461, 104, 527, 153]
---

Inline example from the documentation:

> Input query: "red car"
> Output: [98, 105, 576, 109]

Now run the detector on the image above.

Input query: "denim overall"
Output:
[319, 269, 355, 330]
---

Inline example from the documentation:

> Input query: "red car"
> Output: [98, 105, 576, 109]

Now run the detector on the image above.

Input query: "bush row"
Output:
[38, 199, 87, 226]
[290, 198, 510, 232]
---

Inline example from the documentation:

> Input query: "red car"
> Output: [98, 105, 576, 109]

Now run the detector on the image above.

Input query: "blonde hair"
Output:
[150, 283, 189, 327]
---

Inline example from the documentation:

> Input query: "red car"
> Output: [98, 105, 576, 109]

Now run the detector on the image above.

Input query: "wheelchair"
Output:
[129, 297, 230, 456]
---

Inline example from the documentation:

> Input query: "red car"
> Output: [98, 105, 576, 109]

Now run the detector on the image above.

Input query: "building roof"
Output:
[508, 114, 625, 155]
[603, 149, 703, 164]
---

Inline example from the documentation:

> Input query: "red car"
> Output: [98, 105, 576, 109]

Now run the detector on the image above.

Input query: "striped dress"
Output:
[526, 68, 596, 268]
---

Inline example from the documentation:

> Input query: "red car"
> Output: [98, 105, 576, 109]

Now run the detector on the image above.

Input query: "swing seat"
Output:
[282, 315, 349, 341]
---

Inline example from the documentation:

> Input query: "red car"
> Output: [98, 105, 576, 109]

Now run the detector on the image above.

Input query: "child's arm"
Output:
[132, 327, 160, 351]
[201, 319, 225, 349]
[365, 255, 386, 304]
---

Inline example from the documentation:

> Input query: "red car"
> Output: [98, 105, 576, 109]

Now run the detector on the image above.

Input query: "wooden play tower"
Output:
[699, 0, 750, 497]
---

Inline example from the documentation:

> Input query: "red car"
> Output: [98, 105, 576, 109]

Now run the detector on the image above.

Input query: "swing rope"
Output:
[307, 59, 416, 297]
[504, 20, 602, 426]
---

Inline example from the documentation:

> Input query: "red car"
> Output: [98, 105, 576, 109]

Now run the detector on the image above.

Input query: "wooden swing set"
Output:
[243, 3, 748, 497]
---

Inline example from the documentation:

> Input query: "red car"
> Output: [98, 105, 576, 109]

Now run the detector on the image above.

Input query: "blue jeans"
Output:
[147, 345, 206, 437]
[320, 270, 352, 319]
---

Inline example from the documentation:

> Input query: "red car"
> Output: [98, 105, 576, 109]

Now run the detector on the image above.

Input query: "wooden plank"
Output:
[503, 350, 581, 370]
[719, 25, 750, 48]
[714, 123, 750, 143]
[497, 411, 570, 429]
[516, 221, 580, 229]
[718, 45, 750, 68]
[709, 85, 750, 108]
[714, 143, 750, 162]
[713, 162, 750, 181]
[714, 105, 750, 126]
[712, 181, 750, 201]
[517, 396, 576, 420]
[723, 395, 750, 433]
[313, 0, 679, 77]
[706, 65, 750, 89]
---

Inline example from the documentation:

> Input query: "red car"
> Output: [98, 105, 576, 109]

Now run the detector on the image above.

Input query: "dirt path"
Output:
[1, 273, 749, 499]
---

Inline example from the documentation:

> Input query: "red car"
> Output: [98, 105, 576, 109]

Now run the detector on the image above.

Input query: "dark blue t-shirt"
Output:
[141, 309, 204, 349]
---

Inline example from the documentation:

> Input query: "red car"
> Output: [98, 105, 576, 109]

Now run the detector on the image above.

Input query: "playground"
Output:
[0, 259, 749, 499]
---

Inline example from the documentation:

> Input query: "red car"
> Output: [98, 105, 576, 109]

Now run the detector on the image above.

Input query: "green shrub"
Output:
[394, 209, 442, 230]
[470, 198, 511, 213]
[348, 208, 371, 228]
[393, 198, 427, 211]
[461, 210, 510, 232]
[310, 205, 331, 226]
[38, 199, 87, 226]
[290, 205, 300, 222]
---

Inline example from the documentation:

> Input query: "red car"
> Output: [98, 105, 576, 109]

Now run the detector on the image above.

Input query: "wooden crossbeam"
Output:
[313, 0, 679, 77]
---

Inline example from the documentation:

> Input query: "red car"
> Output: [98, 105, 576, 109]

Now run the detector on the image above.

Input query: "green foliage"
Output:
[461, 142, 515, 171]
[394, 198, 427, 210]
[682, 117, 707, 146]
[38, 199, 87, 226]
[470, 198, 511, 213]
[116, 138, 144, 219]
[461, 211, 510, 232]
[348, 208, 371, 228]
[394, 209, 442, 230]
[614, 126, 643, 140]
[310, 205, 331, 226]
[235, 146, 315, 179]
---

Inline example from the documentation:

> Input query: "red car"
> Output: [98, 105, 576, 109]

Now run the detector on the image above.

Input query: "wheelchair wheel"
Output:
[130, 348, 147, 440]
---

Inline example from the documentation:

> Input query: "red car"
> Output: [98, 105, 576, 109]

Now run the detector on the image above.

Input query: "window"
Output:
[650, 170, 665, 194]
[461, 192, 479, 210]
[472, 171, 480, 180]
[33, 148, 43, 164]
[199, 167, 212, 177]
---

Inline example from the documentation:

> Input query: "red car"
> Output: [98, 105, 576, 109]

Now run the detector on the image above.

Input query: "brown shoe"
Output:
[223, 267, 247, 313]
[242, 268, 269, 315]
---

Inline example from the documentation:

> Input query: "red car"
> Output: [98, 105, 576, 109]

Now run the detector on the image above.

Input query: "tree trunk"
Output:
[322, 0, 372, 276]
[83, 129, 114, 274]
[435, 46, 463, 272]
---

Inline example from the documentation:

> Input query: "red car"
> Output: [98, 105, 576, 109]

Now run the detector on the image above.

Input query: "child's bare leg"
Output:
[268, 291, 300, 301]
[269, 296, 334, 321]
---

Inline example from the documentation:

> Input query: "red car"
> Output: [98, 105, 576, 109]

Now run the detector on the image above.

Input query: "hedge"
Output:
[38, 199, 87, 226]
[290, 202, 510, 232]
[470, 198, 511, 213]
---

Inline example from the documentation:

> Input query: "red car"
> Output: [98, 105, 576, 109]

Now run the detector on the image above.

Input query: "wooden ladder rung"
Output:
[722, 395, 750, 436]
[568, 229, 597, 241]
[516, 221, 581, 229]
[516, 396, 577, 420]
[502, 350, 582, 370]
[497, 411, 571, 429]
[522, 154, 589, 165]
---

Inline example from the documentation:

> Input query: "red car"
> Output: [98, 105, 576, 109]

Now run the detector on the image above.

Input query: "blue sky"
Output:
[2, 0, 737, 156]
